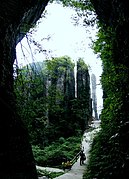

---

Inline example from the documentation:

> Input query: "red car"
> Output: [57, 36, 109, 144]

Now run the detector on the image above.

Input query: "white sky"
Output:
[16, 2, 103, 116]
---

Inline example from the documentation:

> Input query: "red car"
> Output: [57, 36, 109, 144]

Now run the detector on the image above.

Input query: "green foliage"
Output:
[14, 56, 91, 147]
[58, 0, 93, 10]
[14, 62, 48, 145]
[77, 58, 91, 129]
[52, 0, 96, 27]
[32, 135, 81, 168]
[83, 1, 129, 178]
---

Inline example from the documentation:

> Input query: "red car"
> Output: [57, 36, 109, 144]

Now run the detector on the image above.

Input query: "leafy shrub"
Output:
[32, 135, 81, 168]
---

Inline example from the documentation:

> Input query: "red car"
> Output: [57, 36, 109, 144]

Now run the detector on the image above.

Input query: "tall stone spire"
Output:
[91, 73, 98, 120]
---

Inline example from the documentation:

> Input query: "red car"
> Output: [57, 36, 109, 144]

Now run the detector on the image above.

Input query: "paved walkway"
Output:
[54, 158, 86, 179]
[55, 120, 101, 179]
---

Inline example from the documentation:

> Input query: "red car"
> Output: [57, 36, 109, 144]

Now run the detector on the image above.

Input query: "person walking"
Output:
[80, 150, 86, 165]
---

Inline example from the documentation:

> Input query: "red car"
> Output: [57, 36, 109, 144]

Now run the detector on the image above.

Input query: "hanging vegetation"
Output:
[83, 0, 129, 178]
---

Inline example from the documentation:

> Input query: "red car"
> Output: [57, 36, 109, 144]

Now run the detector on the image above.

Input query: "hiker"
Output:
[80, 150, 86, 165]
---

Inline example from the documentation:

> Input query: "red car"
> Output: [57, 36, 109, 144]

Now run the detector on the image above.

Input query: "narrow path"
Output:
[54, 158, 86, 179]
[54, 120, 100, 179]
[38, 120, 100, 179]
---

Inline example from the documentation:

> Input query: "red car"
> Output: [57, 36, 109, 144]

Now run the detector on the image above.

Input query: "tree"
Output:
[14, 62, 48, 146]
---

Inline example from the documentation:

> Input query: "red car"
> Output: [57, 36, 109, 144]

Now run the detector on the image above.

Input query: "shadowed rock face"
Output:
[0, 0, 49, 178]
[0, 0, 49, 44]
